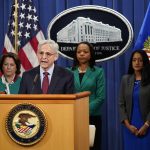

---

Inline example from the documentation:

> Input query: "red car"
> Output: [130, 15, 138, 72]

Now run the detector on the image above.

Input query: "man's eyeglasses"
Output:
[38, 51, 56, 58]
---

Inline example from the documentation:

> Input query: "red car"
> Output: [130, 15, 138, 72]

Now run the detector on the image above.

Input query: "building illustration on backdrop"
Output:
[57, 17, 122, 43]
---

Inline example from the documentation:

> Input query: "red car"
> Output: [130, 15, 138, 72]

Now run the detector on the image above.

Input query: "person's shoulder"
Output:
[55, 65, 73, 75]
[121, 74, 133, 82]
[65, 67, 72, 72]
[92, 66, 104, 73]
[13, 76, 22, 85]
[93, 65, 102, 69]
[22, 66, 39, 76]
[16, 76, 22, 81]
[122, 74, 131, 79]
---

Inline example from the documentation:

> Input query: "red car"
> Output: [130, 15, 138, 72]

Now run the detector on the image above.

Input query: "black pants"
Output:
[90, 116, 102, 150]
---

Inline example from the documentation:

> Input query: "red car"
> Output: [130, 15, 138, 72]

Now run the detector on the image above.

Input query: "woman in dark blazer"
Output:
[69, 42, 105, 150]
[119, 50, 150, 150]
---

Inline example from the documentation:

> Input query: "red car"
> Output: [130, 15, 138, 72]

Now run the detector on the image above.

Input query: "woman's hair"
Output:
[128, 50, 149, 74]
[127, 49, 150, 86]
[72, 41, 95, 70]
[0, 52, 21, 75]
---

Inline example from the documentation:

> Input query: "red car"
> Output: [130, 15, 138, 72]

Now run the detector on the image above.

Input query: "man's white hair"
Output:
[38, 39, 59, 53]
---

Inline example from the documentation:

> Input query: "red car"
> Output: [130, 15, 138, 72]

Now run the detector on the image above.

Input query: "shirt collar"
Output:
[40, 64, 54, 77]
[1, 74, 16, 84]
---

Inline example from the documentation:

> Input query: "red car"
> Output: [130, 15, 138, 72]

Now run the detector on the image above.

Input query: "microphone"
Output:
[31, 74, 39, 94]
[33, 74, 39, 84]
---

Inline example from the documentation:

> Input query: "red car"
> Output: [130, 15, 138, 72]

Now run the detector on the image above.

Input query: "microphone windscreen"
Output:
[33, 74, 38, 84]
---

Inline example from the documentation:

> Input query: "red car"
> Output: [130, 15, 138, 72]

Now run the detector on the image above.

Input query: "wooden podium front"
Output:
[0, 92, 90, 150]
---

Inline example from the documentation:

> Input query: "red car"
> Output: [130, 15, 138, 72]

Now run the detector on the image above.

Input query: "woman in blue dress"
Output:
[119, 50, 150, 150]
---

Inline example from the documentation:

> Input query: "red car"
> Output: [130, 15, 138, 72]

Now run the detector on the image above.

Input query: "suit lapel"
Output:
[35, 76, 42, 94]
[74, 68, 81, 89]
[33, 66, 42, 94]
[74, 67, 92, 90]
[47, 66, 59, 93]
[128, 75, 134, 90]
[128, 75, 134, 107]
[80, 67, 91, 88]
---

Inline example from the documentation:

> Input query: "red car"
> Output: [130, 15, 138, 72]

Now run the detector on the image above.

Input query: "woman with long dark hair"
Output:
[119, 50, 150, 150]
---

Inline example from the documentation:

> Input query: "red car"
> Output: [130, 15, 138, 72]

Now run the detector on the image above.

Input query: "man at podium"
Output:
[19, 39, 74, 94]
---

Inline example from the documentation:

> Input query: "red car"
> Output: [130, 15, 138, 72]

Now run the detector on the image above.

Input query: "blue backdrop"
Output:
[0, 0, 149, 150]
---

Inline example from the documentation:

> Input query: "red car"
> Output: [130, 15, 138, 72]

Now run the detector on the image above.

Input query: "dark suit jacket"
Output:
[119, 74, 150, 122]
[19, 65, 74, 94]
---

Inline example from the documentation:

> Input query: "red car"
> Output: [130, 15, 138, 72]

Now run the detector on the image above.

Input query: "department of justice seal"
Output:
[48, 5, 133, 62]
[6, 103, 47, 146]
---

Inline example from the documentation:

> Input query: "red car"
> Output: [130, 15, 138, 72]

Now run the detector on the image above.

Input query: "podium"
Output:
[0, 92, 90, 150]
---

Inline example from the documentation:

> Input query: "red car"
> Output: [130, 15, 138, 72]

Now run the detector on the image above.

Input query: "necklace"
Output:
[78, 67, 87, 73]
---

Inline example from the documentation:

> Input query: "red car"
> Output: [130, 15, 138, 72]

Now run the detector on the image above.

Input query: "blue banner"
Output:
[134, 2, 150, 52]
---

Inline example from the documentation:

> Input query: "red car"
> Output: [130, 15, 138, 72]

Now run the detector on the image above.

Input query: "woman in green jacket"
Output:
[70, 42, 105, 150]
[0, 52, 21, 94]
